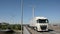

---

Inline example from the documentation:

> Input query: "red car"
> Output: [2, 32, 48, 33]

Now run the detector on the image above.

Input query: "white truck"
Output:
[29, 17, 49, 31]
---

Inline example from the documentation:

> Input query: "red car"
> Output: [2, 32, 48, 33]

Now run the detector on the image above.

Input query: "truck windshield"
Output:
[37, 19, 49, 23]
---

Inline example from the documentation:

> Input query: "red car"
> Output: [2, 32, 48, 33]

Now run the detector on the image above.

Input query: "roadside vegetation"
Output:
[0, 22, 21, 30]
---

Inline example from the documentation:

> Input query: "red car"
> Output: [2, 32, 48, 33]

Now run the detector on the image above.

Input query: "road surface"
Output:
[24, 25, 60, 34]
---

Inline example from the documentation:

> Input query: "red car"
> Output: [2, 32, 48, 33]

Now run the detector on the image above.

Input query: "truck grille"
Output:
[40, 25, 47, 30]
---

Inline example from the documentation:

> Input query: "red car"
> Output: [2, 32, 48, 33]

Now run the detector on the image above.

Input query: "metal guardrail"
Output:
[23, 26, 31, 34]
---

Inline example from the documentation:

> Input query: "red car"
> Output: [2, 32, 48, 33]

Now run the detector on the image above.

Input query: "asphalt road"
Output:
[23, 26, 30, 34]
[25, 25, 60, 34]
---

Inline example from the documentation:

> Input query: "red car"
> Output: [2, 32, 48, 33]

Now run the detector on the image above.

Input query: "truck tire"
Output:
[36, 27, 38, 31]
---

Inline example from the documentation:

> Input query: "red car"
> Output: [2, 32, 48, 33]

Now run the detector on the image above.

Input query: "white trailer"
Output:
[29, 17, 49, 31]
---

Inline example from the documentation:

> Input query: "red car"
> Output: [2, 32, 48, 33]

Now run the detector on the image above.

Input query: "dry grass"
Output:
[49, 24, 60, 31]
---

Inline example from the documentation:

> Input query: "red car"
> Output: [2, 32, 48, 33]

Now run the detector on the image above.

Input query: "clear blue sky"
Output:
[0, 0, 60, 24]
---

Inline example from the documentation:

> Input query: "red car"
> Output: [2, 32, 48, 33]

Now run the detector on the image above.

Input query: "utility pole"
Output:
[21, 0, 23, 34]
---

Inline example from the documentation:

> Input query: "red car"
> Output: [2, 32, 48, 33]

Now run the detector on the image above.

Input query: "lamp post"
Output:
[21, 0, 23, 34]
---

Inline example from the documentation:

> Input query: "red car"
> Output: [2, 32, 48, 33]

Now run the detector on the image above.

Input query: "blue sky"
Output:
[0, 0, 60, 24]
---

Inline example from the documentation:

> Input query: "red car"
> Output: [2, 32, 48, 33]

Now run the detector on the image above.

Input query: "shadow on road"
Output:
[48, 29, 54, 31]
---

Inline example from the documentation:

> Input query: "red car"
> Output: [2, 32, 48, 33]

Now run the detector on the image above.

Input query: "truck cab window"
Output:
[37, 19, 48, 23]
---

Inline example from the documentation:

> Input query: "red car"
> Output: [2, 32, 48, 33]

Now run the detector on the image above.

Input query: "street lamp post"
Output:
[21, 0, 23, 34]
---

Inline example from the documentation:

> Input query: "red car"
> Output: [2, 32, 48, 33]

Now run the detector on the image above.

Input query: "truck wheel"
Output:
[36, 27, 38, 31]
[34, 27, 36, 30]
[36, 27, 39, 32]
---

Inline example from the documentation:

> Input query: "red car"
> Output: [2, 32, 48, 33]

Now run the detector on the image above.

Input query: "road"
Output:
[23, 26, 30, 34]
[24, 25, 60, 34]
